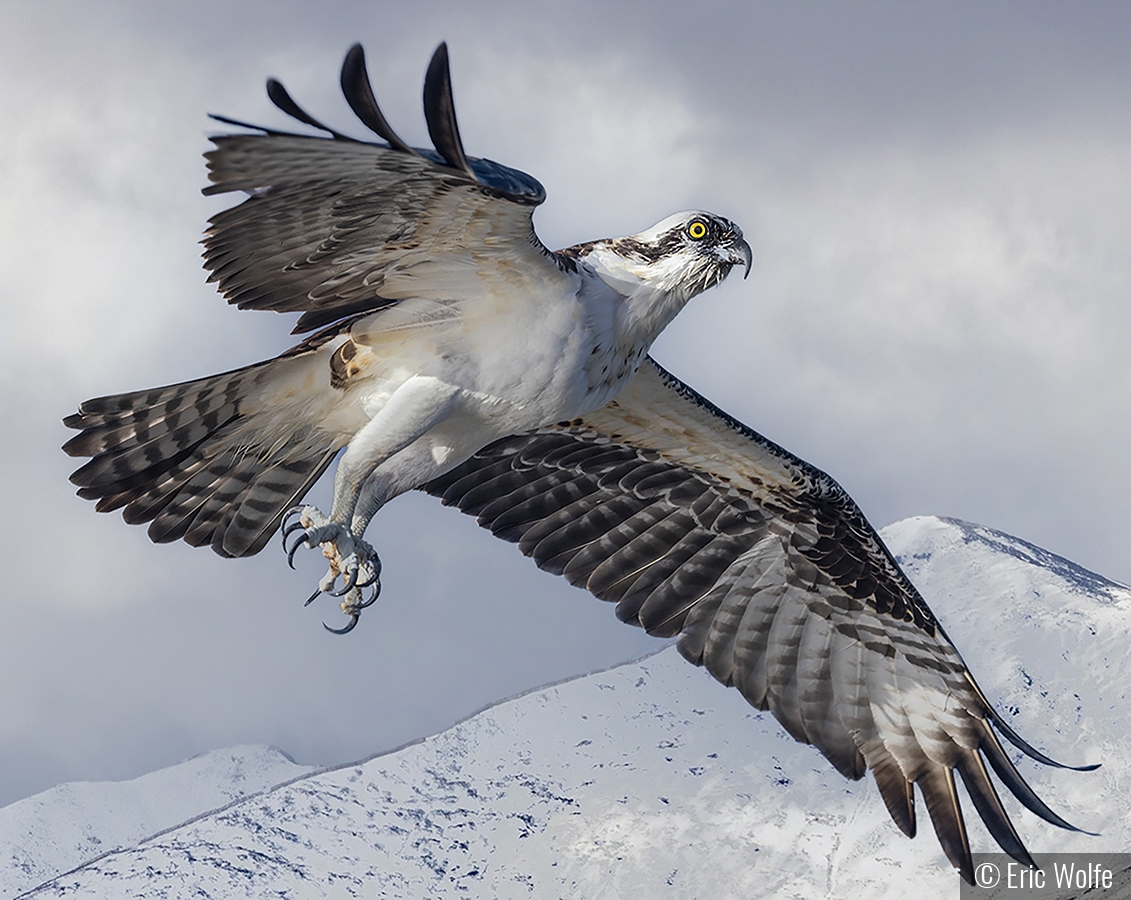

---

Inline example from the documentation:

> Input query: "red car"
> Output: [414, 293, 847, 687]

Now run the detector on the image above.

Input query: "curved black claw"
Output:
[331, 563, 360, 597]
[323, 614, 360, 636]
[281, 519, 306, 547]
[281, 509, 310, 568]
[285, 531, 308, 570]
[304, 588, 322, 607]
[356, 567, 380, 590]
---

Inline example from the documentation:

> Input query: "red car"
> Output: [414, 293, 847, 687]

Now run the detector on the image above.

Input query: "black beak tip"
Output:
[738, 239, 752, 279]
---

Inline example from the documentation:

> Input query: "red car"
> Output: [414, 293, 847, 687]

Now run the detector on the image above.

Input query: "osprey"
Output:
[64, 43, 1092, 884]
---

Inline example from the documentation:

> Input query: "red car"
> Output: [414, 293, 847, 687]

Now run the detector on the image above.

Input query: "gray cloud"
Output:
[0, 0, 1128, 807]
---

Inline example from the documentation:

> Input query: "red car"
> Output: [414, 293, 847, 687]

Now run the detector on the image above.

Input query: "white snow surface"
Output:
[4, 516, 1129, 899]
[0, 745, 315, 897]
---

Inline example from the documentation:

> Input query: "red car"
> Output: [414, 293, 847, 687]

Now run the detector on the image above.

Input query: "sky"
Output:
[0, 0, 1129, 809]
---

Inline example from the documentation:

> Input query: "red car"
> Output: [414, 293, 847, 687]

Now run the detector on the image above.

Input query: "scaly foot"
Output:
[281, 506, 381, 633]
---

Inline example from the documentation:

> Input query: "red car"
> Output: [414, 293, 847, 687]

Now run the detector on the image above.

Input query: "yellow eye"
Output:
[687, 220, 707, 240]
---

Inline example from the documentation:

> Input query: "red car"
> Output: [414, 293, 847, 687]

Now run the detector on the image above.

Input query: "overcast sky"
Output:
[0, 0, 1128, 809]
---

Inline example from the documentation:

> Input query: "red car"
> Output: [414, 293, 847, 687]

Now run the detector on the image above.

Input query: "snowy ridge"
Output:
[929, 516, 1129, 602]
[1, 745, 315, 897]
[5, 516, 1129, 899]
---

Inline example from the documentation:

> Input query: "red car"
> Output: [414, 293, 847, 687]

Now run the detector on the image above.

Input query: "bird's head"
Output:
[598, 211, 752, 301]
[563, 210, 751, 351]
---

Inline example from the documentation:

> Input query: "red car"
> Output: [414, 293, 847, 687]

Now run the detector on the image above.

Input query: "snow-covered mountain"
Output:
[5, 516, 1129, 899]
[0, 745, 315, 896]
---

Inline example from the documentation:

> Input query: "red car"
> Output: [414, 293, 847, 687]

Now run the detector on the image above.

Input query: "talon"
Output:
[332, 562, 360, 596]
[356, 569, 379, 589]
[282, 506, 304, 529]
[286, 532, 308, 569]
[357, 583, 380, 609]
[281, 520, 305, 548]
[280, 505, 378, 631]
[323, 614, 359, 635]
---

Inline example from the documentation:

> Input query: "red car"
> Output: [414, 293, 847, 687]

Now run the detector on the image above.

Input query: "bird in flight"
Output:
[63, 42, 1093, 884]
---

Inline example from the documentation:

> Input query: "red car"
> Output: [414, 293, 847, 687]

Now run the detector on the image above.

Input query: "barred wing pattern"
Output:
[62, 43, 570, 559]
[202, 43, 554, 336]
[425, 358, 1090, 882]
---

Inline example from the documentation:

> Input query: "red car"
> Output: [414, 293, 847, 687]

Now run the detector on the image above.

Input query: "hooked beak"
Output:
[726, 237, 753, 279]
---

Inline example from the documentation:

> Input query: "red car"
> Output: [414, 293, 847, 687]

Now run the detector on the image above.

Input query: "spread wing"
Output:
[424, 358, 1093, 882]
[202, 43, 563, 336]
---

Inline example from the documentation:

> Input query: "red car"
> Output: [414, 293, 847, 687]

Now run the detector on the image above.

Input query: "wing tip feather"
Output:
[422, 41, 475, 179]
[265, 77, 352, 141]
[979, 719, 1098, 836]
[918, 766, 974, 884]
[955, 750, 1036, 870]
[873, 760, 916, 838]
[339, 43, 417, 154]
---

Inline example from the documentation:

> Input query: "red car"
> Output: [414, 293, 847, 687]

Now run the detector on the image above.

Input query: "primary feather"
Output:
[63, 41, 1091, 884]
[425, 359, 1097, 883]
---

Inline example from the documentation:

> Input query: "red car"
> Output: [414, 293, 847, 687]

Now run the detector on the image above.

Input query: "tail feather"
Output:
[65, 373, 250, 491]
[65, 359, 341, 558]
[184, 458, 260, 547]
[118, 449, 217, 521]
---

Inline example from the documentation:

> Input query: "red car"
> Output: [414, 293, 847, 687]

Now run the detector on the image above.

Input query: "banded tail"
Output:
[64, 357, 341, 558]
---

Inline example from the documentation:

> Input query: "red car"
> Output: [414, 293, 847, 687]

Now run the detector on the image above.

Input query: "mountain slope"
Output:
[8, 516, 1129, 899]
[0, 746, 315, 897]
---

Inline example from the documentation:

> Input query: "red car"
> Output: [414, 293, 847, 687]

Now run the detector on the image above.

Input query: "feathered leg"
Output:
[285, 375, 464, 628]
